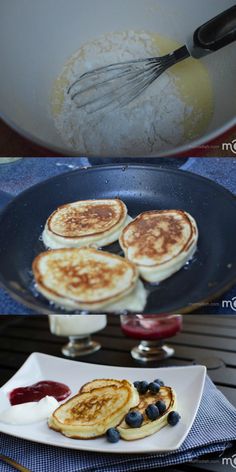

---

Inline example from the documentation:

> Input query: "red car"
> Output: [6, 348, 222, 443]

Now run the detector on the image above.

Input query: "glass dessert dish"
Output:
[120, 314, 182, 362]
[48, 314, 107, 358]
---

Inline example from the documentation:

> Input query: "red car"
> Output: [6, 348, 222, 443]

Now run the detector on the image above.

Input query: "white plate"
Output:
[0, 353, 206, 454]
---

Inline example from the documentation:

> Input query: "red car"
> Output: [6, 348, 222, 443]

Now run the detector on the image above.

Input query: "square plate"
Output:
[0, 353, 206, 454]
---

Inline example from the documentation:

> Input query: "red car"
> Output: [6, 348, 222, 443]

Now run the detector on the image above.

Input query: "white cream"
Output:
[49, 314, 107, 336]
[0, 396, 59, 425]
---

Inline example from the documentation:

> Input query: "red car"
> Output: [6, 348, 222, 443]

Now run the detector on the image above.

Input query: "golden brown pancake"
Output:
[80, 379, 139, 407]
[32, 247, 146, 312]
[48, 380, 139, 439]
[42, 199, 131, 249]
[119, 210, 198, 282]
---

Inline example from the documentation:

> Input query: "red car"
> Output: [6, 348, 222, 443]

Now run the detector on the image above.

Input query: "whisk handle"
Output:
[190, 5, 236, 58]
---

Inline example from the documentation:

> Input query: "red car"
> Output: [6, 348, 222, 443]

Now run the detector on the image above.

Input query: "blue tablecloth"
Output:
[1, 376, 236, 471]
[0, 157, 235, 314]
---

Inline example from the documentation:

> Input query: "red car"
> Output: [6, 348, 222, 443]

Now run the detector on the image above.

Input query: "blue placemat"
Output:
[0, 158, 89, 196]
[1, 376, 236, 471]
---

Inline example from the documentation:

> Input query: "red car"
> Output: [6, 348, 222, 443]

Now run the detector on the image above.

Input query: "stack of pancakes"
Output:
[33, 198, 198, 312]
[48, 378, 176, 440]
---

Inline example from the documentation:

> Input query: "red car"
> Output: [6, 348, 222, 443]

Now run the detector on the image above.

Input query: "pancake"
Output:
[48, 380, 139, 439]
[117, 386, 176, 440]
[119, 210, 198, 283]
[80, 379, 139, 408]
[32, 247, 147, 312]
[43, 199, 132, 249]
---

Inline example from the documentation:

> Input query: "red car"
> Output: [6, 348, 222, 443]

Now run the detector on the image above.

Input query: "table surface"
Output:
[0, 314, 235, 471]
[0, 157, 236, 315]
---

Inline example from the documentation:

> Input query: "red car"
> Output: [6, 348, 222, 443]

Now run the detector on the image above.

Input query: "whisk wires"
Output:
[68, 47, 190, 113]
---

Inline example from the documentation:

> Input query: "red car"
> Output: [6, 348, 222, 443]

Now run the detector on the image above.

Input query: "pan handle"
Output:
[189, 6, 236, 58]
[0, 190, 13, 212]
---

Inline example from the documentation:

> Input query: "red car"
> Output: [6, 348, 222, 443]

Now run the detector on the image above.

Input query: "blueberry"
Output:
[167, 411, 181, 426]
[154, 378, 165, 387]
[106, 428, 120, 443]
[137, 381, 149, 395]
[149, 382, 161, 394]
[125, 411, 144, 428]
[145, 404, 160, 421]
[133, 381, 141, 390]
[155, 400, 166, 415]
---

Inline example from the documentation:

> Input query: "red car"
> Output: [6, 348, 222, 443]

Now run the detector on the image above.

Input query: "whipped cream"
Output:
[0, 396, 59, 425]
[49, 314, 107, 336]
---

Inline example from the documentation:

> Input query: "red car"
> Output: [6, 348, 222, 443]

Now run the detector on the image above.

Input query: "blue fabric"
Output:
[181, 157, 236, 194]
[0, 376, 236, 471]
[0, 158, 90, 196]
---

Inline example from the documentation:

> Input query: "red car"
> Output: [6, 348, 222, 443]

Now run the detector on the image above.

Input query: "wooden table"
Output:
[0, 315, 235, 471]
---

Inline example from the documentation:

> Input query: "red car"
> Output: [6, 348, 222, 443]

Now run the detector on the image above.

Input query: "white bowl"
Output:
[1, 0, 236, 156]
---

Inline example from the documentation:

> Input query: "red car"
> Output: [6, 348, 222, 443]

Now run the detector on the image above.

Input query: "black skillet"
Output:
[0, 164, 236, 314]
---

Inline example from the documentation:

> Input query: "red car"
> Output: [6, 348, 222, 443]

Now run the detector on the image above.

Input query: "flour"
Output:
[52, 31, 211, 156]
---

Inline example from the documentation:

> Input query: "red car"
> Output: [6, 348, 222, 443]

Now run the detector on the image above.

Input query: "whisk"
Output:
[68, 6, 236, 113]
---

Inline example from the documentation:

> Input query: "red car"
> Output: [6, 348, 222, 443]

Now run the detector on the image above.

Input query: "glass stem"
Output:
[69, 335, 91, 346]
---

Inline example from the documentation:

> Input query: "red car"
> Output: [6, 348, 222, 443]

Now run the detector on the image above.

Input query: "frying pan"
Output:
[0, 164, 235, 314]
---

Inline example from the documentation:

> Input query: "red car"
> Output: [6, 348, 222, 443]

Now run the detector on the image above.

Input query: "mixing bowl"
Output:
[1, 0, 235, 157]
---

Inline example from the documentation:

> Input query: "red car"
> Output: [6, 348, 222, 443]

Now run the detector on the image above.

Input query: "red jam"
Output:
[9, 381, 71, 405]
[121, 315, 182, 340]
